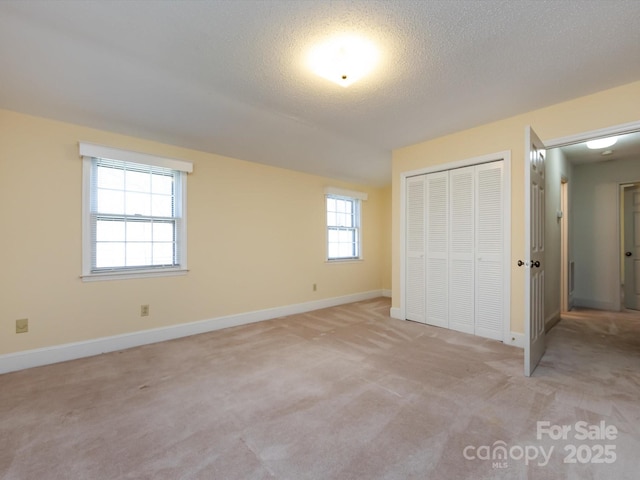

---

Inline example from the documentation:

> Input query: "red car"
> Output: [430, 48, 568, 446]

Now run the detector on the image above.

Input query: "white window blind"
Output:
[79, 142, 193, 173]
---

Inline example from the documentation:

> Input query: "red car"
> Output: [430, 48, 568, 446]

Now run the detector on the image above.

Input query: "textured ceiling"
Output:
[1, 1, 639, 185]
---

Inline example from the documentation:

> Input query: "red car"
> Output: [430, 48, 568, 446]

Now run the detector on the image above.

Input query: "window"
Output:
[80, 143, 192, 280]
[325, 187, 367, 261]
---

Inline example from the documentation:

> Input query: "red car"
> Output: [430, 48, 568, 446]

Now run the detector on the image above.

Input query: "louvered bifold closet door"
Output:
[448, 166, 475, 334]
[406, 176, 426, 322]
[425, 171, 449, 328]
[475, 161, 504, 340]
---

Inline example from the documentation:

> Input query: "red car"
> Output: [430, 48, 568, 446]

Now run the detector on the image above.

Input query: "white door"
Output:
[404, 161, 506, 339]
[524, 126, 546, 377]
[449, 166, 475, 334]
[623, 185, 640, 310]
[406, 176, 426, 322]
[475, 161, 504, 340]
[425, 171, 449, 328]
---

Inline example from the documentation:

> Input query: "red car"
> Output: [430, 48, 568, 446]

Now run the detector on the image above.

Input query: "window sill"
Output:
[325, 258, 364, 264]
[81, 268, 189, 282]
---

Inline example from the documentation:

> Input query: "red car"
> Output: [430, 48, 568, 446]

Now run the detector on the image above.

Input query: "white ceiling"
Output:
[1, 1, 639, 186]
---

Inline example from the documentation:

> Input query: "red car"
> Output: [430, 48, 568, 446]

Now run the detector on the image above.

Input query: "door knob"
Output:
[518, 260, 524, 267]
[626, 251, 632, 257]
[532, 260, 541, 268]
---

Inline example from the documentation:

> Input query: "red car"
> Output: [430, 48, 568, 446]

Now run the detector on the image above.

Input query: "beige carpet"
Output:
[1, 298, 639, 479]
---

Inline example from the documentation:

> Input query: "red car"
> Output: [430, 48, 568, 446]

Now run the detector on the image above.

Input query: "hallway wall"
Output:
[573, 157, 640, 310]
[545, 148, 572, 325]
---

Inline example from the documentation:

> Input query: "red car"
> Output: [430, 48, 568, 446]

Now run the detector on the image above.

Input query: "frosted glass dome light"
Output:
[586, 136, 618, 149]
[308, 35, 379, 87]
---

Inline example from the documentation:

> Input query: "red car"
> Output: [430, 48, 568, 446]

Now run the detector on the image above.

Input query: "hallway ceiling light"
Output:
[307, 35, 379, 87]
[586, 136, 618, 149]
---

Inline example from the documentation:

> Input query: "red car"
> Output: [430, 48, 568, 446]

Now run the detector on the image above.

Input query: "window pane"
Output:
[344, 200, 352, 214]
[328, 244, 339, 259]
[152, 174, 173, 195]
[125, 169, 151, 193]
[153, 242, 174, 265]
[339, 243, 354, 258]
[127, 221, 152, 242]
[151, 194, 173, 217]
[125, 192, 151, 216]
[338, 213, 353, 227]
[97, 189, 125, 214]
[96, 242, 125, 268]
[96, 220, 125, 241]
[126, 243, 152, 267]
[328, 229, 339, 242]
[153, 222, 175, 242]
[327, 197, 336, 212]
[336, 199, 346, 213]
[327, 212, 337, 227]
[97, 166, 124, 190]
[339, 229, 354, 243]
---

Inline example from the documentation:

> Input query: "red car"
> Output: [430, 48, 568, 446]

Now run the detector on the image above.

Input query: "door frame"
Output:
[560, 177, 570, 313]
[619, 182, 640, 310]
[396, 150, 512, 344]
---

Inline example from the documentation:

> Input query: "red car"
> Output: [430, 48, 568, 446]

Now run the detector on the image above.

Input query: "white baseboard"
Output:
[573, 298, 615, 311]
[382, 289, 392, 298]
[0, 290, 384, 375]
[504, 332, 524, 349]
[389, 306, 522, 348]
[545, 309, 561, 331]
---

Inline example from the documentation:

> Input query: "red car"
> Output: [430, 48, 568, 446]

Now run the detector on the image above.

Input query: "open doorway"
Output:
[547, 127, 640, 316]
[525, 124, 640, 376]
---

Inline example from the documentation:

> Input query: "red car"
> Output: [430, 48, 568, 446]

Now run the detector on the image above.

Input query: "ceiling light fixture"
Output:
[586, 136, 618, 149]
[307, 35, 379, 87]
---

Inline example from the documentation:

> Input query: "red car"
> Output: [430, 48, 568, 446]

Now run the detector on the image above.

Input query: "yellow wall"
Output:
[0, 109, 389, 355]
[392, 80, 640, 334]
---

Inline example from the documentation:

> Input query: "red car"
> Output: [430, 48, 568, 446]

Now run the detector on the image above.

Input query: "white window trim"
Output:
[79, 142, 193, 173]
[324, 186, 368, 201]
[324, 187, 366, 262]
[80, 143, 191, 281]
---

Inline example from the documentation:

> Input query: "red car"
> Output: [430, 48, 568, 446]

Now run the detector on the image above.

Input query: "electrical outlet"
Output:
[140, 305, 150, 317]
[16, 318, 28, 334]
[313, 283, 317, 291]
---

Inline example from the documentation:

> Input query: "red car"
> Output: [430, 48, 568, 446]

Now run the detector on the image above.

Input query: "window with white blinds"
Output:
[80, 143, 191, 280]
